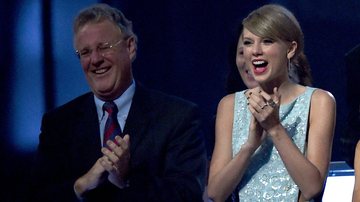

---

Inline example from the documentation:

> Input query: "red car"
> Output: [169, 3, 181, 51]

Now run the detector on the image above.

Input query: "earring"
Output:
[288, 59, 300, 84]
[287, 58, 291, 73]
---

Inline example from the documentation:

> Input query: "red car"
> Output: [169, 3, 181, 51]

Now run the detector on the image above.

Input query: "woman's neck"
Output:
[259, 80, 303, 104]
[259, 77, 293, 94]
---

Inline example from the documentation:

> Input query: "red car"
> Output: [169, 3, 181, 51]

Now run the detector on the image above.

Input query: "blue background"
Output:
[1, 0, 359, 200]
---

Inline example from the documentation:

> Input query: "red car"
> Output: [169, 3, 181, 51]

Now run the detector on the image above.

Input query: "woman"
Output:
[226, 24, 311, 95]
[353, 140, 360, 201]
[234, 34, 258, 90]
[208, 4, 336, 202]
[226, 29, 259, 94]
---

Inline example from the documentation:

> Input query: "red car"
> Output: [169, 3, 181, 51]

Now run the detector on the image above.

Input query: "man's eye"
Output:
[80, 49, 90, 56]
[98, 45, 111, 51]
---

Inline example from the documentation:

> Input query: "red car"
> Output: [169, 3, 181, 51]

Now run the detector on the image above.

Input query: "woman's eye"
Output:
[263, 39, 273, 44]
[243, 40, 252, 46]
[237, 47, 244, 55]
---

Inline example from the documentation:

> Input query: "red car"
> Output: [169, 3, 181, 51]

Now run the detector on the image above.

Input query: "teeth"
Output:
[94, 68, 108, 74]
[253, 60, 265, 65]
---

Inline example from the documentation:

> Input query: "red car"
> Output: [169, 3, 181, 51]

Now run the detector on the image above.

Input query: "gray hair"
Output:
[73, 3, 137, 43]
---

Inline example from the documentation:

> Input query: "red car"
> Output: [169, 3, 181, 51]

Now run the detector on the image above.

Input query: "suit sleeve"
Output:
[28, 112, 79, 202]
[124, 104, 207, 202]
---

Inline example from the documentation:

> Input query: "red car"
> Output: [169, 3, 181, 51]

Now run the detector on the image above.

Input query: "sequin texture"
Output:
[232, 87, 316, 201]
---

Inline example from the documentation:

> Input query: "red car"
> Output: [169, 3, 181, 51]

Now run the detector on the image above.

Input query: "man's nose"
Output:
[90, 49, 104, 64]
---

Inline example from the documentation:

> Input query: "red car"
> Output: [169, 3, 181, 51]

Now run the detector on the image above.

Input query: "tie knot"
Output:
[103, 101, 118, 115]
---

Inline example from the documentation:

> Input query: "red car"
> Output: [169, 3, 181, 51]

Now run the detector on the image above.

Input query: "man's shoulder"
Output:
[138, 86, 198, 110]
[46, 92, 94, 115]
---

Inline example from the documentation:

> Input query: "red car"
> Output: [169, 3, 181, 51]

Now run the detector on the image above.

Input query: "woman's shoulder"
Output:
[310, 88, 336, 106]
[218, 93, 236, 110]
[308, 88, 336, 124]
[218, 89, 249, 107]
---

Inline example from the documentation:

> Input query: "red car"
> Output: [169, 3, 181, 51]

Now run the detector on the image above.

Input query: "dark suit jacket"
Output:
[345, 43, 360, 113]
[342, 44, 360, 169]
[29, 83, 206, 202]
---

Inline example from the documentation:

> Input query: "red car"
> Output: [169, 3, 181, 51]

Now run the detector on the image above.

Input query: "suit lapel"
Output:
[73, 93, 102, 165]
[71, 86, 155, 164]
[123, 83, 154, 154]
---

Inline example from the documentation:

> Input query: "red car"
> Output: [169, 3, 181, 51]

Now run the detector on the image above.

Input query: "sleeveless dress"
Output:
[232, 87, 316, 202]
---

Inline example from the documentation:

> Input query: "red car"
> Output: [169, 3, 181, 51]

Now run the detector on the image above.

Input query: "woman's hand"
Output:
[246, 87, 281, 133]
[244, 115, 267, 151]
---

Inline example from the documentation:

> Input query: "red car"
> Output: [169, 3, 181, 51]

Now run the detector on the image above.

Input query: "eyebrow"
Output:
[242, 37, 253, 41]
[77, 41, 110, 50]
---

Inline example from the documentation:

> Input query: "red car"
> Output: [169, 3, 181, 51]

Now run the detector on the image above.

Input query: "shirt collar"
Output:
[94, 80, 136, 122]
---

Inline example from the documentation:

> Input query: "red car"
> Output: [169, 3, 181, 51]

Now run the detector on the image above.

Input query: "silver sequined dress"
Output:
[232, 87, 316, 202]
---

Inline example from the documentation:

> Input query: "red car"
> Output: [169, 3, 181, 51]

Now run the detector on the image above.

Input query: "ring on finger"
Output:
[267, 99, 278, 108]
[261, 103, 268, 109]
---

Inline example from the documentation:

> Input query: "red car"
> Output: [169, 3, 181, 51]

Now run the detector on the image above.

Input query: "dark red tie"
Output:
[103, 101, 122, 147]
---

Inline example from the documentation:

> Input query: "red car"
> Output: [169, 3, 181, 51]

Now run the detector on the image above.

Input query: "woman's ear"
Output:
[287, 41, 298, 59]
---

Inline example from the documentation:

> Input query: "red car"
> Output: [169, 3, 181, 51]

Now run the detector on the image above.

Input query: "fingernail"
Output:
[107, 141, 114, 147]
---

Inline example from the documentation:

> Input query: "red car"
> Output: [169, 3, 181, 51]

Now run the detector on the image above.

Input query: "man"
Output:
[29, 3, 206, 201]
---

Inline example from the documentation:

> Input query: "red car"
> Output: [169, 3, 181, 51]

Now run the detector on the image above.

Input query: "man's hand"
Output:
[74, 158, 107, 198]
[101, 134, 131, 188]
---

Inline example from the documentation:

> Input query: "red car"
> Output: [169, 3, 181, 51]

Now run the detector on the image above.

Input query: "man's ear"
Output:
[127, 36, 137, 61]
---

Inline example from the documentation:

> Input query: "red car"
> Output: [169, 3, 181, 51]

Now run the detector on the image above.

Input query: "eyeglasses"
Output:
[75, 39, 123, 59]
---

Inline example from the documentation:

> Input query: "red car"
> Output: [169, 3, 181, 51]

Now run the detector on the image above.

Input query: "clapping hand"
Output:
[101, 134, 131, 188]
[247, 87, 280, 132]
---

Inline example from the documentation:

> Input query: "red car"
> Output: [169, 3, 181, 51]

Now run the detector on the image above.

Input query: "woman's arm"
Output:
[353, 140, 360, 202]
[207, 94, 263, 202]
[268, 89, 336, 201]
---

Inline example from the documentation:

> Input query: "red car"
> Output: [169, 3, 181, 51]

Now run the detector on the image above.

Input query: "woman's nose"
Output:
[252, 43, 263, 56]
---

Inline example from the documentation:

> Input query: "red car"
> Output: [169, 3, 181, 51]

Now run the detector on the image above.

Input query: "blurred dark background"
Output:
[1, 0, 359, 200]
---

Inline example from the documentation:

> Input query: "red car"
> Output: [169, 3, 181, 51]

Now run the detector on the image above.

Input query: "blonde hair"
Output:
[242, 4, 312, 85]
